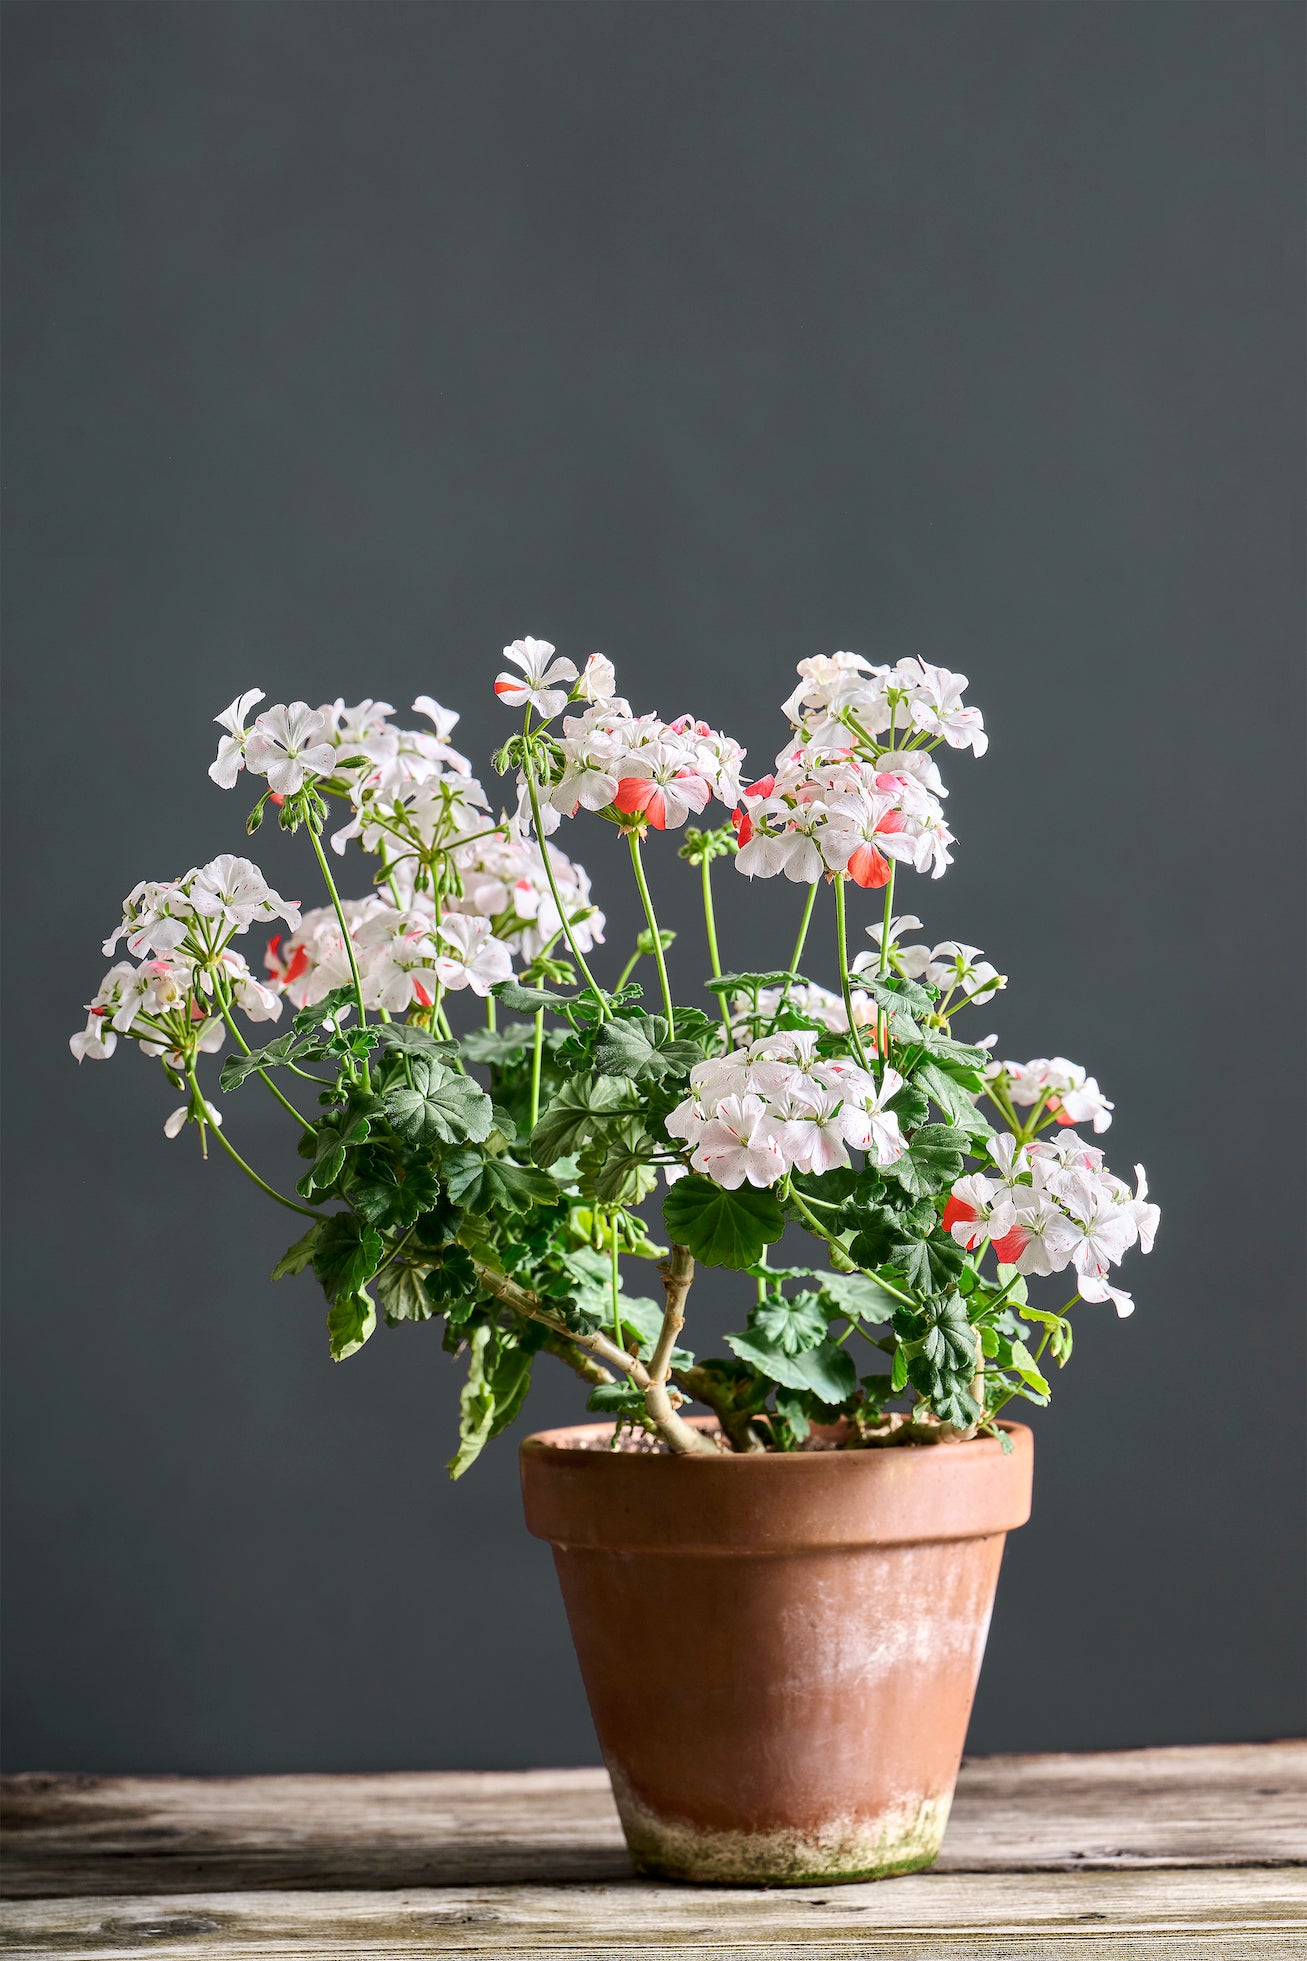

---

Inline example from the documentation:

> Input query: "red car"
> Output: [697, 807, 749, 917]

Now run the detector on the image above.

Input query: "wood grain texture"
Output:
[1, 1745, 1303, 1957]
[2, 1744, 1302, 1900]
[1, 1870, 1305, 1958]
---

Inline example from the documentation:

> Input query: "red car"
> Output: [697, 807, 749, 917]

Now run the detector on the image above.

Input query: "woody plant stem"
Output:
[472, 1246, 718, 1455]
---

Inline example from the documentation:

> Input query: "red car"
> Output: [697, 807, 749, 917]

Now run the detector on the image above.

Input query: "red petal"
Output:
[744, 773, 776, 799]
[941, 1196, 977, 1233]
[732, 808, 754, 846]
[989, 1224, 1030, 1265]
[613, 777, 656, 816]
[645, 789, 668, 829]
[873, 809, 906, 834]
[413, 980, 433, 1007]
[847, 843, 892, 888]
[284, 946, 310, 983]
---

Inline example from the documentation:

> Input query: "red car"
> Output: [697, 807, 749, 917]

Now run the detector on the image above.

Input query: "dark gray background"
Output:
[4, 0, 1303, 1773]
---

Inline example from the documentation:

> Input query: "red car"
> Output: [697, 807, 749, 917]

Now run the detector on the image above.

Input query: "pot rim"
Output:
[521, 1413, 1030, 1462]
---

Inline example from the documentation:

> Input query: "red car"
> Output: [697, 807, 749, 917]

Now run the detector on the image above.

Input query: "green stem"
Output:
[700, 855, 732, 1040]
[529, 1008, 544, 1128]
[788, 880, 819, 977]
[627, 830, 675, 1034]
[610, 1229, 622, 1349]
[877, 864, 897, 976]
[186, 1066, 322, 1218]
[521, 758, 607, 1015]
[613, 946, 642, 992]
[307, 825, 370, 1088]
[833, 875, 872, 1070]
[786, 1185, 917, 1309]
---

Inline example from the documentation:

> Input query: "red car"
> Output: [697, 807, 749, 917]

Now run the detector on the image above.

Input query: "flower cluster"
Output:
[986, 1057, 1115, 1133]
[445, 824, 606, 962]
[733, 749, 955, 886]
[855, 915, 1005, 1007]
[265, 897, 514, 1011]
[943, 1134, 1159, 1317]
[666, 1032, 906, 1188]
[782, 652, 987, 756]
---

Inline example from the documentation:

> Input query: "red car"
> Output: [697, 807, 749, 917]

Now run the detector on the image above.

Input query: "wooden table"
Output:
[1, 1743, 1304, 1957]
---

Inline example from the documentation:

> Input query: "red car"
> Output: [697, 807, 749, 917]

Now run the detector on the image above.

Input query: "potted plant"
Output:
[72, 641, 1158, 1885]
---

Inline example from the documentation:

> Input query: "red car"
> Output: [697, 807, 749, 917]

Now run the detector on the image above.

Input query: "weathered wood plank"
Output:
[2, 1744, 1302, 1901]
[2, 1869, 1305, 1958]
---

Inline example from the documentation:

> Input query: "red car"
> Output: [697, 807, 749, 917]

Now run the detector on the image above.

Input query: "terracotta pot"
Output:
[520, 1416, 1033, 1885]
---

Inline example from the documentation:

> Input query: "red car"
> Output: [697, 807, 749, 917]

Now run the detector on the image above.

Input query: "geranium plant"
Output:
[73, 644, 1158, 1471]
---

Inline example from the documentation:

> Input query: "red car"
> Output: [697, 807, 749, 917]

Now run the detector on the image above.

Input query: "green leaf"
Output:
[704, 970, 795, 995]
[750, 1290, 828, 1357]
[893, 1232, 968, 1294]
[292, 986, 358, 1033]
[663, 1175, 786, 1269]
[448, 1324, 496, 1478]
[326, 1289, 377, 1362]
[442, 1149, 560, 1214]
[348, 1158, 443, 1229]
[884, 1125, 968, 1198]
[817, 1269, 899, 1325]
[884, 1081, 930, 1129]
[587, 1380, 649, 1419]
[890, 1344, 909, 1392]
[853, 972, 935, 1018]
[724, 1330, 857, 1406]
[577, 1122, 658, 1205]
[383, 1057, 493, 1147]
[918, 1032, 990, 1069]
[530, 1075, 636, 1166]
[296, 1111, 373, 1195]
[493, 979, 576, 1013]
[447, 1325, 538, 1478]
[457, 1025, 533, 1065]
[591, 1014, 704, 1083]
[914, 1060, 992, 1136]
[1008, 1339, 1051, 1396]
[220, 1031, 320, 1092]
[270, 1221, 324, 1280]
[370, 1024, 458, 1059]
[311, 1213, 385, 1306]
[376, 1261, 435, 1326]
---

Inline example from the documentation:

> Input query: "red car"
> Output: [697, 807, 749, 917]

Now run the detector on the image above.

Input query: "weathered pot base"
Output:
[612, 1768, 953, 1885]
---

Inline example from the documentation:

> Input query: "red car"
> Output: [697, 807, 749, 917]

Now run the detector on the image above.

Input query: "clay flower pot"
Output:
[521, 1417, 1033, 1885]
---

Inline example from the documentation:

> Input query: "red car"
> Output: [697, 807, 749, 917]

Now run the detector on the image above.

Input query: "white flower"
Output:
[266, 898, 387, 1008]
[102, 880, 191, 958]
[352, 908, 443, 1013]
[895, 659, 988, 755]
[990, 1057, 1114, 1133]
[186, 856, 301, 936]
[493, 638, 579, 719]
[431, 914, 514, 996]
[243, 703, 337, 795]
[611, 744, 713, 831]
[209, 689, 265, 788]
[69, 1012, 118, 1062]
[216, 951, 284, 1022]
[577, 653, 617, 704]
[164, 1100, 223, 1139]
[687, 1093, 788, 1189]
[411, 695, 461, 742]
[1127, 1165, 1161, 1255]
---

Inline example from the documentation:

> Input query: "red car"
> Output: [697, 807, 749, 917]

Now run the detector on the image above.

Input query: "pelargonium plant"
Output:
[73, 643, 1159, 1470]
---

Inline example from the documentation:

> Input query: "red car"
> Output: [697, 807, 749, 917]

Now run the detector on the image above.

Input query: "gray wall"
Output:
[4, 0, 1303, 1773]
